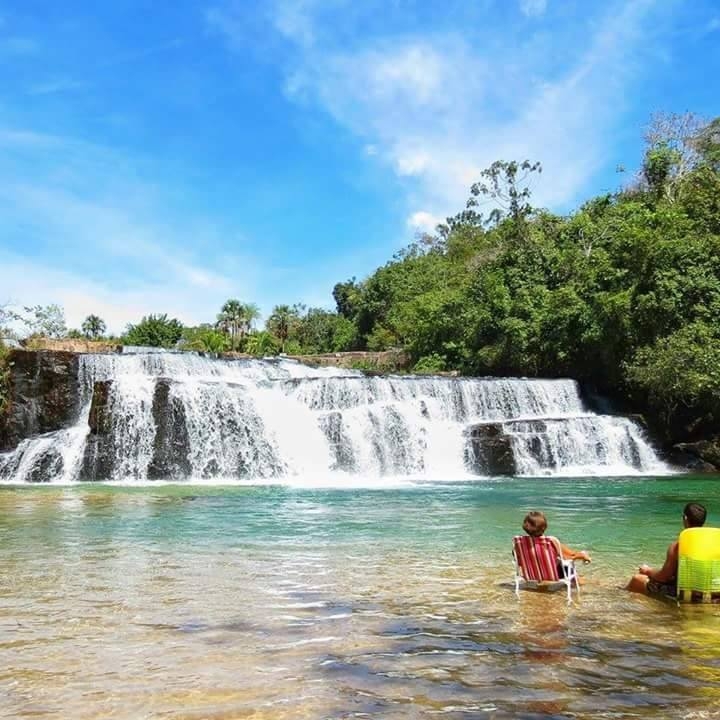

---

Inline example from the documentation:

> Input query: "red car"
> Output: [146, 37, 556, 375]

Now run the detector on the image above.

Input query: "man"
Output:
[626, 502, 707, 598]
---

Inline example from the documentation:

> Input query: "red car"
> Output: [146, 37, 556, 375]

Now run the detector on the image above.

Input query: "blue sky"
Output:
[0, 0, 718, 334]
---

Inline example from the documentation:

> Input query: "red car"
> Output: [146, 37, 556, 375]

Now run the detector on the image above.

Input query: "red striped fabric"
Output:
[513, 535, 561, 581]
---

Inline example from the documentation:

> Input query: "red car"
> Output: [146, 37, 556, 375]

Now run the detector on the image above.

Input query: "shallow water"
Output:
[2, 476, 720, 719]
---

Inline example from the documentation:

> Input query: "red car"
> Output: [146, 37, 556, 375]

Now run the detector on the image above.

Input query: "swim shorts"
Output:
[646, 578, 677, 598]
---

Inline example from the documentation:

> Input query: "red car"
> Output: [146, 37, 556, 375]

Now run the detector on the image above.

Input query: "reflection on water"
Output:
[1, 479, 720, 719]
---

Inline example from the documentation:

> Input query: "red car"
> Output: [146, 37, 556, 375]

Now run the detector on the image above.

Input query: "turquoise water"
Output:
[2, 476, 720, 718]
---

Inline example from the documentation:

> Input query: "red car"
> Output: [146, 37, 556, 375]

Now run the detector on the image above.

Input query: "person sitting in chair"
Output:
[626, 501, 707, 598]
[523, 511, 592, 567]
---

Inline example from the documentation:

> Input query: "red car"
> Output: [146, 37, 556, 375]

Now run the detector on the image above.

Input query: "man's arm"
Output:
[559, 542, 591, 562]
[639, 541, 678, 583]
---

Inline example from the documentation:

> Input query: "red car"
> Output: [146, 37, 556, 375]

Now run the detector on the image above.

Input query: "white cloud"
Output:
[0, 253, 226, 335]
[394, 147, 431, 177]
[520, 0, 548, 18]
[407, 211, 441, 233]
[271, 0, 320, 47]
[0, 128, 266, 334]
[265, 0, 660, 224]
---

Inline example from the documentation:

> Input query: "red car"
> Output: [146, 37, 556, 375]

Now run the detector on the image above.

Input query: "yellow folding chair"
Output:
[677, 527, 720, 603]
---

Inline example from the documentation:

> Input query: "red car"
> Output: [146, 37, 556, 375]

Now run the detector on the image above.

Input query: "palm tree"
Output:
[267, 304, 297, 352]
[217, 299, 243, 350]
[217, 300, 260, 351]
[81, 314, 106, 340]
[240, 303, 260, 343]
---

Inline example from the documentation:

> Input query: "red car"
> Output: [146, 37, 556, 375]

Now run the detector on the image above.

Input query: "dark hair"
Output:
[684, 502, 707, 528]
[523, 511, 547, 537]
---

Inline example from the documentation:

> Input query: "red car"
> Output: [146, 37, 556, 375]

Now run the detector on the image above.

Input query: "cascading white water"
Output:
[0, 352, 670, 483]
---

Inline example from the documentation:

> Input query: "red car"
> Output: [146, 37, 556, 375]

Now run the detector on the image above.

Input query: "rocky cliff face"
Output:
[464, 423, 517, 476]
[80, 379, 114, 480]
[146, 379, 192, 480]
[0, 350, 82, 452]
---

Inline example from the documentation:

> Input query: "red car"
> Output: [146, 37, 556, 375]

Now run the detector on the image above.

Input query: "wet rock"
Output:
[26, 447, 64, 483]
[503, 419, 548, 434]
[87, 380, 113, 435]
[147, 378, 191, 480]
[0, 350, 81, 452]
[319, 411, 356, 472]
[670, 440, 720, 473]
[464, 423, 517, 476]
[80, 380, 115, 481]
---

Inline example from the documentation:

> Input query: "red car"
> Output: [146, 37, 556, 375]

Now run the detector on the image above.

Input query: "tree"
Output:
[81, 314, 106, 340]
[640, 112, 716, 200]
[694, 117, 720, 170]
[266, 304, 298, 352]
[245, 331, 279, 356]
[332, 279, 360, 319]
[181, 325, 229, 352]
[241, 302, 260, 339]
[295, 308, 357, 353]
[216, 299, 260, 351]
[0, 303, 21, 342]
[123, 314, 183, 348]
[626, 322, 720, 431]
[642, 142, 682, 199]
[22, 304, 67, 338]
[644, 112, 705, 174]
[467, 159, 542, 232]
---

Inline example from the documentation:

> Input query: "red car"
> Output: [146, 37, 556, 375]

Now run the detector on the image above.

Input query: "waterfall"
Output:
[0, 353, 669, 483]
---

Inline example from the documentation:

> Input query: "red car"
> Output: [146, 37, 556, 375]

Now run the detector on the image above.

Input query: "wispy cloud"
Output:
[271, 0, 320, 47]
[97, 38, 183, 69]
[0, 128, 264, 333]
[27, 77, 85, 96]
[210, 0, 664, 230]
[407, 211, 442, 233]
[520, 0, 548, 18]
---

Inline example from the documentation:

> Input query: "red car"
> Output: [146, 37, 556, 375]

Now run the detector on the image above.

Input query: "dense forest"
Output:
[328, 113, 720, 446]
[1, 112, 719, 447]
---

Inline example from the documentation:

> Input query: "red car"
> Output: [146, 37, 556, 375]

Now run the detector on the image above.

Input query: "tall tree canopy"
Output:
[81, 314, 106, 340]
[216, 299, 260, 351]
[123, 314, 183, 348]
[323, 112, 720, 442]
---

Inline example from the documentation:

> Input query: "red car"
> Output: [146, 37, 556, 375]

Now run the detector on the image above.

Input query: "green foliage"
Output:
[626, 322, 720, 428]
[413, 353, 447, 374]
[245, 331, 279, 356]
[694, 117, 720, 170]
[266, 304, 299, 352]
[81, 314, 106, 340]
[182, 325, 230, 352]
[123, 314, 184, 348]
[216, 299, 260, 351]
[22, 304, 67, 339]
[643, 143, 681, 198]
[332, 279, 361, 319]
[323, 112, 720, 437]
[294, 308, 357, 353]
[467, 159, 542, 231]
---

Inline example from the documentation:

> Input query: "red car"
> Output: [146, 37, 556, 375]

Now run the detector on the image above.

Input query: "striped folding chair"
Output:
[512, 535, 579, 603]
[677, 527, 720, 603]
